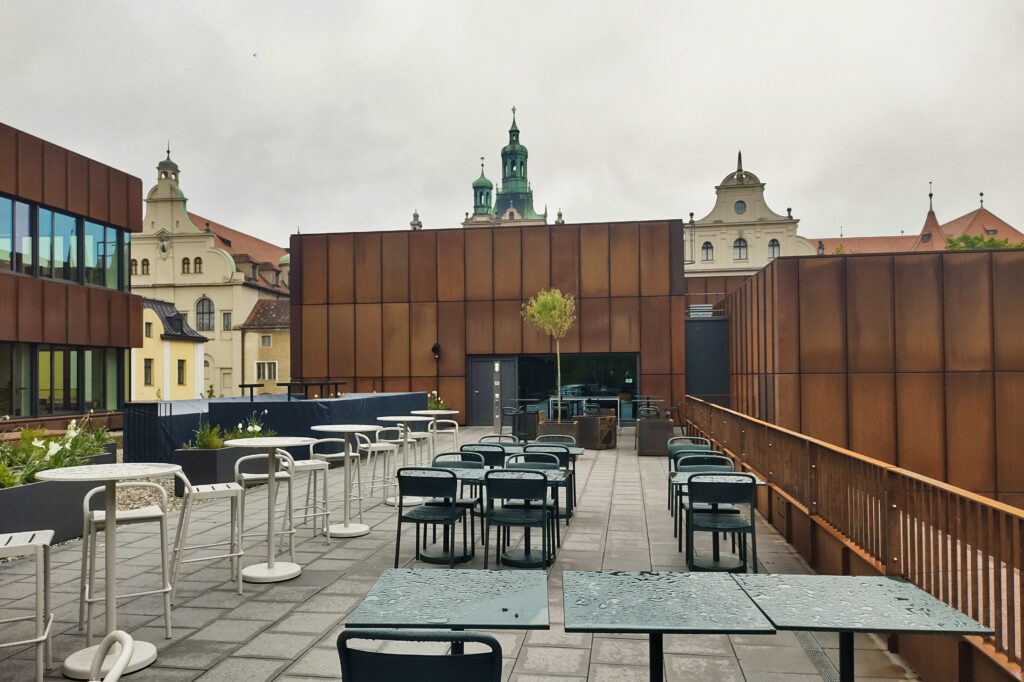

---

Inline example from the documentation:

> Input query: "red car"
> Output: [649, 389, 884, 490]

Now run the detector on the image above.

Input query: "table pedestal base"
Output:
[385, 495, 423, 507]
[419, 546, 473, 565]
[328, 522, 370, 538]
[62, 640, 157, 680]
[500, 547, 550, 568]
[689, 555, 745, 572]
[242, 561, 301, 583]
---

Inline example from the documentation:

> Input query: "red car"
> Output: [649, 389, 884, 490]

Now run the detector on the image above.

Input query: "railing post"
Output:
[807, 441, 819, 517]
[885, 469, 904, 578]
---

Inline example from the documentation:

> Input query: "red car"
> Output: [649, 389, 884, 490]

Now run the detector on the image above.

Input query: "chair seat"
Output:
[401, 505, 465, 523]
[365, 443, 398, 452]
[502, 498, 556, 508]
[190, 482, 244, 499]
[408, 432, 430, 440]
[238, 471, 292, 482]
[690, 513, 752, 532]
[424, 496, 481, 509]
[290, 459, 329, 471]
[91, 505, 163, 524]
[0, 530, 54, 558]
[679, 497, 738, 514]
[488, 508, 548, 525]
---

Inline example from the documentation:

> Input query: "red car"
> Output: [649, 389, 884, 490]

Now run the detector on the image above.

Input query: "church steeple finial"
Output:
[928, 181, 933, 211]
[979, 192, 984, 208]
[166, 141, 171, 159]
[737, 150, 743, 172]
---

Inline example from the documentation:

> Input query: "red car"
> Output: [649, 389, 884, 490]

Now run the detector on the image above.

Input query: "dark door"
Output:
[468, 356, 518, 426]
[685, 317, 730, 407]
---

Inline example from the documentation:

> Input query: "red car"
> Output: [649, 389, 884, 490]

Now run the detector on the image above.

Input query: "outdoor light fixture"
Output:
[431, 343, 441, 360]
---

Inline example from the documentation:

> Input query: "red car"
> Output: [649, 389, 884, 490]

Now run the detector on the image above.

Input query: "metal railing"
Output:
[686, 396, 1023, 670]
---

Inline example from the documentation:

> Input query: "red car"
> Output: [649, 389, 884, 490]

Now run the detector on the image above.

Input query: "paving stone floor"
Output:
[0, 427, 923, 681]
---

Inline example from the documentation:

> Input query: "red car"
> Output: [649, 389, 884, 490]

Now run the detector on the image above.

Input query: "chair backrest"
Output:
[234, 449, 294, 479]
[535, 433, 576, 445]
[430, 419, 459, 433]
[480, 433, 518, 444]
[310, 437, 348, 458]
[378, 426, 407, 441]
[396, 467, 457, 500]
[637, 406, 660, 419]
[337, 629, 502, 682]
[85, 482, 168, 513]
[484, 469, 547, 503]
[524, 443, 569, 453]
[519, 446, 571, 468]
[506, 453, 560, 470]
[668, 436, 711, 448]
[433, 451, 484, 469]
[674, 453, 734, 471]
[89, 630, 134, 682]
[460, 443, 507, 468]
[687, 472, 757, 506]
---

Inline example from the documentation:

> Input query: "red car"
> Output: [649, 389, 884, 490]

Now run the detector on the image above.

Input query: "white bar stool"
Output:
[309, 438, 361, 520]
[235, 450, 296, 562]
[430, 418, 460, 452]
[87, 630, 133, 682]
[79, 483, 172, 644]
[0, 530, 54, 682]
[283, 449, 330, 543]
[170, 472, 244, 600]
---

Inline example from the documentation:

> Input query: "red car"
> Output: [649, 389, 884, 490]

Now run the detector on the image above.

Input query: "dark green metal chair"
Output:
[685, 472, 758, 573]
[337, 629, 502, 682]
[393, 468, 465, 569]
[483, 469, 552, 569]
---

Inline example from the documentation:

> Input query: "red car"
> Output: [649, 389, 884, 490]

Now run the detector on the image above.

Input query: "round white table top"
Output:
[310, 424, 384, 433]
[410, 410, 460, 416]
[224, 436, 316, 448]
[377, 415, 434, 423]
[36, 462, 181, 482]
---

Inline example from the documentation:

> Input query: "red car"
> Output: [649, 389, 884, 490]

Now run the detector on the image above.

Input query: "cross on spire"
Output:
[928, 181, 933, 211]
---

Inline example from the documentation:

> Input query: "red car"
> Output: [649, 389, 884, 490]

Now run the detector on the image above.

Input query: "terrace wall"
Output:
[724, 250, 1024, 505]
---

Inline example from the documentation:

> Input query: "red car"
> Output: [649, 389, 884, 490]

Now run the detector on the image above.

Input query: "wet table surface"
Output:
[733, 574, 995, 635]
[406, 467, 569, 484]
[670, 471, 766, 490]
[347, 568, 549, 630]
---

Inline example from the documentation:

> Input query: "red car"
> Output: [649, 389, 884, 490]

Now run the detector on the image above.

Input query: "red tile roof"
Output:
[240, 299, 290, 329]
[815, 208, 1022, 254]
[188, 211, 289, 293]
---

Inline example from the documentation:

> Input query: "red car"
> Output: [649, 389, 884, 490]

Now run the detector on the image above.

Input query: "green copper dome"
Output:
[158, 151, 179, 172]
[472, 170, 493, 189]
[278, 253, 290, 266]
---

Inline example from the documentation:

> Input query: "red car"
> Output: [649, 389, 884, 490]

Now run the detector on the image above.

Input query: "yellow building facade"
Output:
[238, 300, 291, 395]
[132, 300, 207, 401]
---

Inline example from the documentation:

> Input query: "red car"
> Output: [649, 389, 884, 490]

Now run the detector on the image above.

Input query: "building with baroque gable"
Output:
[130, 151, 290, 397]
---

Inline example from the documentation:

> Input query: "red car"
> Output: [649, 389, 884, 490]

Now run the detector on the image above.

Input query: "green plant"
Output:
[205, 384, 216, 399]
[945, 234, 1024, 250]
[522, 288, 577, 423]
[427, 391, 447, 410]
[0, 417, 111, 486]
[186, 421, 225, 450]
[225, 410, 277, 440]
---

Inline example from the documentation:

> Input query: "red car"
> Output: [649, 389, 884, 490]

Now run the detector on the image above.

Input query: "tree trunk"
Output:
[556, 339, 562, 424]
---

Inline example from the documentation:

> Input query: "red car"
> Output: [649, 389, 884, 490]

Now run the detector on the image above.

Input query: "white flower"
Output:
[237, 423, 244, 431]
[246, 425, 255, 432]
[45, 441, 61, 460]
[253, 425, 262, 432]
[32, 438, 45, 449]
[262, 409, 268, 415]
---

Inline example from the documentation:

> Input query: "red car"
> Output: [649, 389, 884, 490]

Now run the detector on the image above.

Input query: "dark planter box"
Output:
[513, 411, 540, 442]
[577, 415, 617, 450]
[171, 446, 263, 497]
[538, 420, 579, 443]
[0, 447, 117, 543]
[637, 419, 675, 456]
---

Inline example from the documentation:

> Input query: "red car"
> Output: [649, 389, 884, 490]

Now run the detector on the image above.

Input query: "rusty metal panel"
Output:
[895, 372, 945, 481]
[942, 252, 993, 371]
[438, 376, 466, 425]
[42, 142, 68, 210]
[0, 124, 16, 195]
[409, 302, 438, 376]
[579, 224, 609, 298]
[520, 226, 550, 297]
[87, 160, 109, 222]
[0, 274, 17, 342]
[945, 372, 995, 495]
[127, 294, 143, 348]
[492, 300, 522, 355]
[994, 372, 1024, 497]
[127, 175, 143, 232]
[437, 301, 465, 376]
[579, 297, 610, 353]
[550, 225, 579, 297]
[799, 373, 848, 447]
[108, 290, 129, 348]
[893, 254, 944, 372]
[107, 168, 128, 229]
[301, 234, 328, 305]
[773, 258, 800, 374]
[436, 229, 465, 301]
[639, 221, 670, 297]
[609, 296, 640, 352]
[669, 220, 687, 296]
[381, 303, 410, 376]
[492, 228, 521, 301]
[383, 377, 410, 392]
[773, 373, 801, 432]
[846, 256, 895, 372]
[992, 250, 1024, 371]
[609, 223, 639, 297]
[42, 280, 67, 344]
[848, 372, 896, 464]
[67, 151, 89, 217]
[798, 257, 846, 373]
[640, 296, 671, 375]
[464, 300, 493, 355]
[354, 233, 382, 303]
[289, 235, 303, 303]
[409, 230, 438, 302]
[301, 304, 328, 379]
[381, 232, 409, 303]
[87, 287, 109, 347]
[66, 284, 89, 346]
[327, 234, 354, 303]
[290, 304, 302, 379]
[328, 304, 355, 378]
[354, 304, 382, 377]
[16, 132, 43, 203]
[464, 228, 493, 301]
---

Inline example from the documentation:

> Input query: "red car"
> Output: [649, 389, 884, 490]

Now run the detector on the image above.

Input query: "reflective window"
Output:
[768, 239, 781, 259]
[38, 209, 53, 278]
[701, 241, 713, 261]
[0, 197, 11, 269]
[13, 201, 32, 274]
[122, 232, 130, 289]
[84, 221, 105, 285]
[54, 211, 78, 281]
[131, 259, 138, 276]
[104, 226, 119, 289]
[84, 348, 105, 409]
[733, 237, 748, 260]
[196, 297, 214, 331]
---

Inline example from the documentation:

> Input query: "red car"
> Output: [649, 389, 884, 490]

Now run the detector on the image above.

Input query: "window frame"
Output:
[700, 241, 714, 262]
[733, 237, 748, 261]
[177, 359, 186, 386]
[768, 238, 781, 259]
[260, 334, 272, 347]
[195, 297, 215, 332]
[255, 360, 278, 381]
[143, 358, 153, 386]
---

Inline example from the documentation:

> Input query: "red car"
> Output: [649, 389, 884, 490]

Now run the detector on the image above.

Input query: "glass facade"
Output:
[0, 342, 124, 418]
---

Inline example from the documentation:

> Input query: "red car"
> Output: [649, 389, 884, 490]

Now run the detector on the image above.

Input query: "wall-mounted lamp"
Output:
[431, 343, 441, 360]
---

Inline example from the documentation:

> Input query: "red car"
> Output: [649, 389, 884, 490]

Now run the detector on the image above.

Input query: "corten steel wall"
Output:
[290, 220, 687, 424]
[681, 274, 747, 308]
[0, 123, 145, 350]
[725, 250, 1024, 506]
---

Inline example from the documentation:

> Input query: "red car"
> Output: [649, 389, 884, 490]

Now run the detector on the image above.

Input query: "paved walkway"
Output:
[0, 427, 922, 680]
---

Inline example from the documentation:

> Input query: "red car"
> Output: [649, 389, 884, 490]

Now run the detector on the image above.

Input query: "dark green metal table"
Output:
[347, 568, 549, 653]
[563, 571, 775, 682]
[734, 574, 994, 682]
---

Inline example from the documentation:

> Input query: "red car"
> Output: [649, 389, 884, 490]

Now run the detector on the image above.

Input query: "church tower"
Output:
[492, 108, 545, 223]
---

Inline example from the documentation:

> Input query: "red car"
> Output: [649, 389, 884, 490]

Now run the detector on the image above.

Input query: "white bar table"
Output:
[37, 462, 181, 680]
[224, 436, 315, 583]
[376, 415, 433, 506]
[309, 424, 381, 538]
[410, 409, 460, 459]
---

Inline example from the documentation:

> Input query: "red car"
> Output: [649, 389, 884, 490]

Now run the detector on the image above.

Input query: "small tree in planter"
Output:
[522, 288, 576, 425]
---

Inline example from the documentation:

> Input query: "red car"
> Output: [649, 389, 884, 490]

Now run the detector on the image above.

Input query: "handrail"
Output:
[686, 396, 1023, 670]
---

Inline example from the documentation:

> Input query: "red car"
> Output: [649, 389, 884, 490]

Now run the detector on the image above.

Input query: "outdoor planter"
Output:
[637, 419, 675, 456]
[171, 446, 263, 497]
[537, 420, 579, 442]
[577, 415, 617, 450]
[0, 447, 117, 543]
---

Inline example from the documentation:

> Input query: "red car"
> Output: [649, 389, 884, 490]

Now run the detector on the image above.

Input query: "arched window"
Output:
[181, 257, 190, 274]
[130, 259, 138, 275]
[193, 257, 203, 274]
[196, 297, 214, 331]
[141, 259, 150, 275]
[701, 241, 714, 261]
[733, 238, 748, 260]
[768, 239, 781, 259]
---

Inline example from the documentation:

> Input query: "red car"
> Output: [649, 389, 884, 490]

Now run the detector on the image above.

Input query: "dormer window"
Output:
[921, 234, 931, 243]
[274, 271, 280, 286]
[251, 264, 258, 280]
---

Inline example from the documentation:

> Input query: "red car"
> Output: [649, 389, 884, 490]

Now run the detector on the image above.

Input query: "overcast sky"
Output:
[2, 1, 1021, 247]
